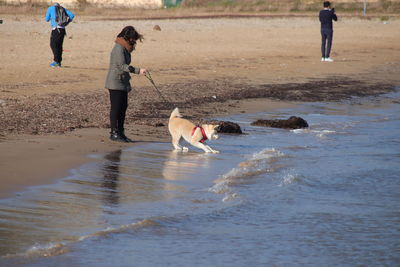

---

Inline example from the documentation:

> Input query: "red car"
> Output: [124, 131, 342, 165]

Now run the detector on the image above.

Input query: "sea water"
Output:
[0, 91, 399, 266]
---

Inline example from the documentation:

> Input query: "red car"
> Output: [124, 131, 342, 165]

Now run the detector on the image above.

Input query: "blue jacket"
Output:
[45, 4, 75, 29]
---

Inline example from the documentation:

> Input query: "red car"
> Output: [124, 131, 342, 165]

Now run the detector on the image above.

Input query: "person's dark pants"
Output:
[321, 28, 333, 58]
[109, 89, 128, 133]
[50, 28, 66, 64]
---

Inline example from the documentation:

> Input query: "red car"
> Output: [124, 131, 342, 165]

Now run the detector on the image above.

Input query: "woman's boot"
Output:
[110, 128, 127, 142]
[119, 128, 134, 143]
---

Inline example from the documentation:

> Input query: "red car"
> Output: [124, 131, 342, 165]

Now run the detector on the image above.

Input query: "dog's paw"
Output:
[212, 150, 220, 154]
[182, 147, 189, 152]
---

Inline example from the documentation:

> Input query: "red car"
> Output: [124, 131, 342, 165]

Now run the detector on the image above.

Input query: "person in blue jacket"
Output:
[45, 2, 75, 67]
[319, 1, 337, 62]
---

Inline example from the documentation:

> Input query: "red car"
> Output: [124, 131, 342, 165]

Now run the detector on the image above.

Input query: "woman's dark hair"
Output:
[117, 26, 143, 42]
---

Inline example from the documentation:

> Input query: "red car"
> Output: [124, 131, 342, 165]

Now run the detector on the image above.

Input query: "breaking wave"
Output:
[279, 172, 301, 186]
[209, 148, 285, 201]
[292, 128, 337, 138]
[2, 218, 161, 260]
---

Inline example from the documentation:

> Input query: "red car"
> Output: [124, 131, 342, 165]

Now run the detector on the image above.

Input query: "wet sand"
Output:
[0, 14, 399, 198]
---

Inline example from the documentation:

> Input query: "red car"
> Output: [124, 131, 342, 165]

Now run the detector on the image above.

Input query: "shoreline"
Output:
[1, 87, 398, 199]
[0, 98, 295, 199]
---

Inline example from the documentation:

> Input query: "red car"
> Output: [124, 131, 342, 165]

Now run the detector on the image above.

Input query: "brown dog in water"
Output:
[168, 108, 220, 153]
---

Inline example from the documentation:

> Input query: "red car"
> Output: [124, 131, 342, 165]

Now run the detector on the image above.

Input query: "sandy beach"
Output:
[0, 13, 399, 198]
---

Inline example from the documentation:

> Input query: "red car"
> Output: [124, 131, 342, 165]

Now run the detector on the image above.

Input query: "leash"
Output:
[144, 71, 171, 106]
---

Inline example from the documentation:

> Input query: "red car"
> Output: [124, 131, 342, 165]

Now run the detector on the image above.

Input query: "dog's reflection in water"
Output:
[162, 151, 212, 182]
[101, 149, 122, 206]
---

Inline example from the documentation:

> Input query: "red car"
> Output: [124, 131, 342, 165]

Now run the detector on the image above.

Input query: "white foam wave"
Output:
[314, 129, 336, 138]
[2, 219, 160, 259]
[292, 128, 336, 138]
[2, 242, 70, 259]
[224, 148, 284, 179]
[292, 128, 307, 134]
[26, 242, 69, 257]
[279, 172, 301, 187]
[222, 193, 239, 202]
[208, 183, 240, 203]
[210, 148, 284, 202]
[250, 148, 285, 161]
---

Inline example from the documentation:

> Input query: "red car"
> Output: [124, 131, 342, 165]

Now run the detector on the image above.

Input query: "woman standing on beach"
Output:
[105, 26, 147, 143]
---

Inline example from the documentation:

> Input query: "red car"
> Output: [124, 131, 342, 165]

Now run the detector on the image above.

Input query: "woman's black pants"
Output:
[109, 89, 128, 132]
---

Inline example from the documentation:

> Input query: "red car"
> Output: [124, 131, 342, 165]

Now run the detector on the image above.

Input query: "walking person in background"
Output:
[105, 26, 147, 143]
[45, 2, 75, 67]
[319, 1, 337, 62]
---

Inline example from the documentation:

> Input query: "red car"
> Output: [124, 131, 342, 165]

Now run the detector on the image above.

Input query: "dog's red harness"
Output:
[192, 126, 208, 143]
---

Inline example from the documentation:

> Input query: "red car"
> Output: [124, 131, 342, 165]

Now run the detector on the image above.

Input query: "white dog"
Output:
[168, 107, 220, 153]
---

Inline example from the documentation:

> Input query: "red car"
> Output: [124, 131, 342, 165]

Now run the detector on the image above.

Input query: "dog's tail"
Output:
[169, 107, 182, 120]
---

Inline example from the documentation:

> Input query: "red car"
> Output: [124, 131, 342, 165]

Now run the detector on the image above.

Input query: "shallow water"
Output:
[1, 91, 399, 266]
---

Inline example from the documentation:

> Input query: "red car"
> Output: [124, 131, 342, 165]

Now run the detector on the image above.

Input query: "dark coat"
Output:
[105, 43, 139, 91]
